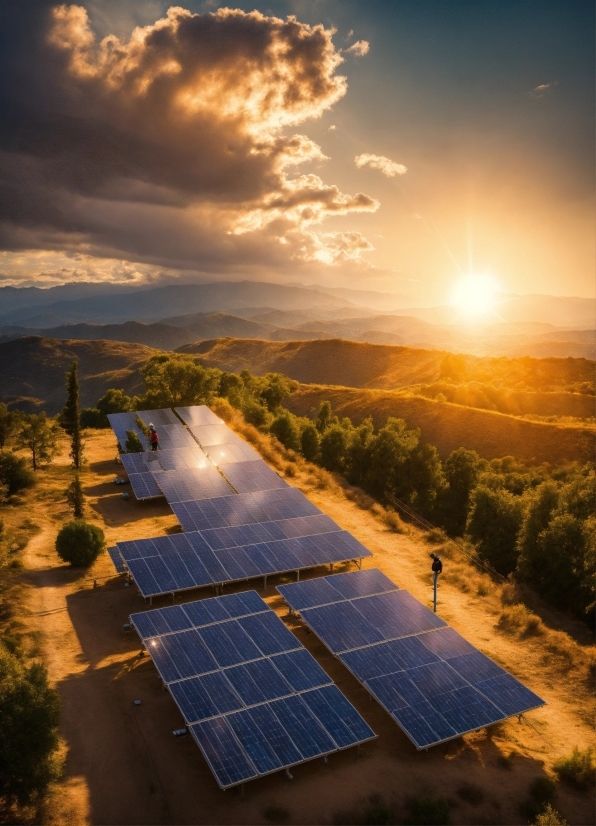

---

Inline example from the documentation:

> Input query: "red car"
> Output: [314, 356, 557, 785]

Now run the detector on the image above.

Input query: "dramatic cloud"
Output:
[355, 153, 407, 177]
[0, 4, 379, 283]
[345, 40, 369, 57]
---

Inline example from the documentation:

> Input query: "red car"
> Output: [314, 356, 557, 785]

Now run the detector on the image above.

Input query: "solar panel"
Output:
[154, 467, 233, 503]
[155, 447, 210, 472]
[107, 412, 146, 450]
[277, 570, 545, 750]
[188, 424, 245, 448]
[175, 406, 223, 426]
[171, 489, 321, 532]
[199, 514, 341, 551]
[107, 545, 126, 574]
[120, 451, 155, 475]
[205, 442, 261, 466]
[150, 424, 198, 451]
[130, 592, 376, 789]
[128, 472, 164, 500]
[223, 460, 288, 493]
[137, 408, 180, 426]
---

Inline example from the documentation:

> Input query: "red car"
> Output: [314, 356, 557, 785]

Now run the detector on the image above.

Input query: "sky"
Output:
[0, 0, 593, 303]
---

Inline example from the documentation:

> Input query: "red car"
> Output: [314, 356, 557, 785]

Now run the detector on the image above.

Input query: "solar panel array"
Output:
[277, 570, 545, 749]
[130, 592, 376, 789]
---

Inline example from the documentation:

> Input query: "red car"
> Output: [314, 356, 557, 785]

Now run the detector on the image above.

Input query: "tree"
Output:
[0, 451, 35, 495]
[15, 413, 58, 471]
[403, 443, 445, 517]
[124, 430, 144, 453]
[242, 398, 270, 428]
[0, 646, 60, 807]
[55, 520, 105, 567]
[467, 486, 524, 575]
[65, 475, 85, 519]
[0, 403, 17, 448]
[60, 361, 83, 469]
[437, 448, 482, 535]
[300, 424, 320, 462]
[259, 373, 294, 412]
[319, 424, 352, 474]
[364, 418, 418, 501]
[269, 411, 301, 451]
[96, 388, 133, 417]
[140, 355, 221, 408]
[315, 401, 334, 434]
[345, 418, 374, 486]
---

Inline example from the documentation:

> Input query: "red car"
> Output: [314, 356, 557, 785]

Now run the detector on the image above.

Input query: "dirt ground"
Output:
[15, 430, 595, 826]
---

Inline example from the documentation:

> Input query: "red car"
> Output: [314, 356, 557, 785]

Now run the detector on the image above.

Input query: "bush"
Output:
[80, 407, 107, 428]
[405, 796, 450, 825]
[0, 645, 61, 806]
[124, 430, 144, 453]
[300, 424, 320, 462]
[269, 411, 301, 451]
[520, 776, 557, 821]
[242, 399, 270, 428]
[533, 804, 568, 826]
[553, 746, 595, 790]
[55, 519, 105, 567]
[0, 451, 35, 495]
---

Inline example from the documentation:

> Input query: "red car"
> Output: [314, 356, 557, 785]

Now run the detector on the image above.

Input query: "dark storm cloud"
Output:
[0, 3, 378, 276]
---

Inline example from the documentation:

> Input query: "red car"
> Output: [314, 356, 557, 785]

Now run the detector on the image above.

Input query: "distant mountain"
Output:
[0, 281, 353, 327]
[0, 336, 156, 413]
[308, 284, 411, 311]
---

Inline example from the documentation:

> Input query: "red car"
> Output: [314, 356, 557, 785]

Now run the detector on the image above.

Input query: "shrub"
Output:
[269, 411, 301, 452]
[0, 646, 61, 807]
[553, 746, 595, 789]
[124, 430, 144, 453]
[300, 424, 320, 462]
[80, 407, 107, 428]
[404, 796, 450, 825]
[55, 519, 105, 567]
[533, 804, 568, 826]
[0, 451, 35, 495]
[520, 776, 558, 821]
[242, 398, 270, 428]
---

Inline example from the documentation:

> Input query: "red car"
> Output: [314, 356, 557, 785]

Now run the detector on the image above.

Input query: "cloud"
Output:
[530, 82, 555, 98]
[327, 124, 337, 131]
[345, 39, 369, 57]
[355, 153, 407, 177]
[0, 4, 378, 283]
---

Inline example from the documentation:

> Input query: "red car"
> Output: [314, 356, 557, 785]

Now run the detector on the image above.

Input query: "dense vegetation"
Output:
[82, 353, 595, 626]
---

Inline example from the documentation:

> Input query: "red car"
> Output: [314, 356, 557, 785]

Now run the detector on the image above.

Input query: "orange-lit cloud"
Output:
[355, 153, 407, 177]
[345, 40, 370, 56]
[0, 4, 379, 283]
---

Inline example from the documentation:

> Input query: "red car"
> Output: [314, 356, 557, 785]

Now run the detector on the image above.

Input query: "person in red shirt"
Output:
[149, 425, 159, 451]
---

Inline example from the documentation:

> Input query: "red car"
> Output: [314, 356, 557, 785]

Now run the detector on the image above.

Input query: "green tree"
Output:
[438, 448, 482, 535]
[269, 411, 301, 451]
[124, 430, 144, 453]
[0, 646, 60, 807]
[345, 418, 374, 486]
[96, 388, 133, 417]
[259, 373, 294, 412]
[242, 398, 270, 428]
[140, 355, 221, 408]
[0, 451, 35, 495]
[364, 418, 418, 501]
[300, 424, 320, 462]
[60, 360, 83, 469]
[319, 424, 352, 474]
[65, 475, 85, 519]
[0, 403, 17, 448]
[404, 443, 445, 516]
[315, 401, 334, 433]
[55, 520, 105, 567]
[467, 486, 524, 575]
[15, 413, 58, 471]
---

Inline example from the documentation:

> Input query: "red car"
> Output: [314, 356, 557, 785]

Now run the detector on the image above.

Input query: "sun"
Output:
[451, 274, 499, 318]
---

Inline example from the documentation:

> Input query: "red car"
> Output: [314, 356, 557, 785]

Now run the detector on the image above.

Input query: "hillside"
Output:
[0, 336, 156, 412]
[180, 337, 595, 393]
[285, 385, 595, 464]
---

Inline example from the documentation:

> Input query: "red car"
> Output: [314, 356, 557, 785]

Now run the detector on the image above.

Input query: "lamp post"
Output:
[430, 553, 442, 612]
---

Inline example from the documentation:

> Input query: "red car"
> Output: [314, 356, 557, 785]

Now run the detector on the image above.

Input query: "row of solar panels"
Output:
[108, 409, 372, 597]
[130, 569, 545, 789]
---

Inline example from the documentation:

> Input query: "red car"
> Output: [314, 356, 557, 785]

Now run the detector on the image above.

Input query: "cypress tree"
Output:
[62, 360, 83, 469]
[65, 474, 85, 518]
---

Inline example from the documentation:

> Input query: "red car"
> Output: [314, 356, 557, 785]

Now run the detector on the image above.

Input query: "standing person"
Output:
[149, 424, 159, 452]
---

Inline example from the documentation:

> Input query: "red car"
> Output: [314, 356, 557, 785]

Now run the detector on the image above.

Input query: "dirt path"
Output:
[20, 431, 595, 825]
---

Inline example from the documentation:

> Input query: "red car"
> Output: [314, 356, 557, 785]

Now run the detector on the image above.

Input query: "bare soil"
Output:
[16, 431, 595, 825]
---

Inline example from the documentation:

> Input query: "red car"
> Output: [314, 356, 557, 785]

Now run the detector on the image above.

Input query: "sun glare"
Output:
[451, 274, 499, 318]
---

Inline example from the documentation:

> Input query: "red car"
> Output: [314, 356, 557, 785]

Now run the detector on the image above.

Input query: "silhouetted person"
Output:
[149, 424, 159, 452]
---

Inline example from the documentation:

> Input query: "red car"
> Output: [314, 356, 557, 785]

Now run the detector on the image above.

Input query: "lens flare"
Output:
[451, 274, 499, 317]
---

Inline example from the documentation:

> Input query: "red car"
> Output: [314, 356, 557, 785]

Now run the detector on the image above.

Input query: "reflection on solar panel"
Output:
[189, 424, 244, 448]
[176, 405, 223, 426]
[130, 592, 376, 789]
[205, 442, 261, 465]
[107, 545, 126, 573]
[107, 412, 146, 450]
[223, 460, 288, 493]
[137, 408, 180, 426]
[128, 472, 164, 500]
[155, 447, 209, 472]
[171, 488, 322, 532]
[155, 467, 233, 503]
[151, 424, 198, 451]
[117, 529, 372, 598]
[200, 514, 341, 550]
[277, 570, 545, 749]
